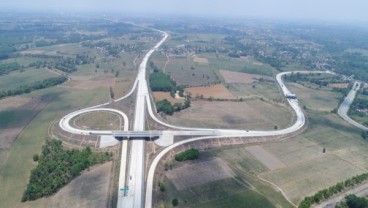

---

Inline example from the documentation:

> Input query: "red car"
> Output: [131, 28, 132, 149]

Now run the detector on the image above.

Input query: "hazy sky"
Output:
[2, 0, 368, 22]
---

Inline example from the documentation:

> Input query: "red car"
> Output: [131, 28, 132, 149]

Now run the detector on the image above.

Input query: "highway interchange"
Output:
[58, 26, 365, 208]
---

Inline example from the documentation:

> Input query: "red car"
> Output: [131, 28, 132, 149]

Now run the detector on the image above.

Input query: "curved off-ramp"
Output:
[337, 81, 368, 131]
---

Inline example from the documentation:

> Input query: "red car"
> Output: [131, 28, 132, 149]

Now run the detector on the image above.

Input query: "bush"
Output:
[172, 198, 179, 206]
[32, 154, 39, 162]
[175, 148, 199, 162]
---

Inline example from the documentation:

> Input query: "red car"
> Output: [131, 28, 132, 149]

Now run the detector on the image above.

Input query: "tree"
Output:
[110, 86, 114, 99]
[172, 198, 179, 206]
[156, 99, 174, 115]
[33, 154, 39, 162]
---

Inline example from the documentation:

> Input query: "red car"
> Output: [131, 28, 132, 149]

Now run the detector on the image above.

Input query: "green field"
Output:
[0, 86, 110, 208]
[228, 81, 282, 101]
[0, 69, 59, 91]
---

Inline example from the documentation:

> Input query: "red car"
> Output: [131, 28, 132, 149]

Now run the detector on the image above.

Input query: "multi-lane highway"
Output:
[58, 24, 341, 208]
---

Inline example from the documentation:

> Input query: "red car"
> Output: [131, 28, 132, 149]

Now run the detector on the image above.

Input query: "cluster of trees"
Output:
[0, 62, 22, 75]
[150, 70, 176, 92]
[156, 96, 191, 116]
[175, 148, 199, 162]
[22, 140, 112, 202]
[0, 76, 67, 99]
[34, 33, 104, 47]
[28, 54, 94, 73]
[156, 99, 174, 115]
[299, 173, 368, 208]
[336, 194, 368, 208]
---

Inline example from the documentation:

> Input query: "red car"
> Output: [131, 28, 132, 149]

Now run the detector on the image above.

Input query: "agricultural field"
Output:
[152, 55, 219, 87]
[45, 162, 112, 207]
[158, 153, 277, 208]
[167, 100, 292, 130]
[185, 84, 236, 100]
[0, 68, 59, 91]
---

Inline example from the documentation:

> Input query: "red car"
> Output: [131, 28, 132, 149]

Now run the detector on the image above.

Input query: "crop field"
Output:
[220, 70, 273, 84]
[167, 100, 292, 130]
[0, 85, 112, 208]
[206, 54, 277, 76]
[185, 84, 236, 99]
[152, 56, 219, 87]
[0, 68, 59, 91]
[228, 81, 282, 101]
[45, 162, 112, 207]
[166, 158, 234, 190]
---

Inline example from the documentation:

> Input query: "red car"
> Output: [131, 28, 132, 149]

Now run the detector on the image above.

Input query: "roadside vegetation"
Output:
[336, 194, 368, 208]
[0, 76, 67, 99]
[21, 140, 112, 202]
[175, 148, 199, 161]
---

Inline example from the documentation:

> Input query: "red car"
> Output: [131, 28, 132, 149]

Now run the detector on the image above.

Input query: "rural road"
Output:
[337, 81, 368, 131]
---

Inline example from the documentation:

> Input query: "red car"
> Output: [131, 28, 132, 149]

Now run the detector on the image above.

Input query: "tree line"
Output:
[175, 148, 200, 162]
[0, 76, 67, 99]
[22, 140, 112, 202]
[0, 62, 22, 75]
[299, 173, 368, 208]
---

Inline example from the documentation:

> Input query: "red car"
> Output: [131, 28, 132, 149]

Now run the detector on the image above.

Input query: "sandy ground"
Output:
[46, 162, 112, 208]
[185, 84, 236, 99]
[166, 158, 234, 190]
[245, 145, 286, 170]
[220, 70, 273, 84]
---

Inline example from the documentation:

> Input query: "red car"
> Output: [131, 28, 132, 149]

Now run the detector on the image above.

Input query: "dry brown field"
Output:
[166, 158, 234, 190]
[167, 100, 292, 130]
[185, 84, 236, 99]
[220, 70, 273, 84]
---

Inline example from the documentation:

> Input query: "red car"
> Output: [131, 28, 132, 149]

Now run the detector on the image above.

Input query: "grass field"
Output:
[73, 111, 122, 130]
[0, 68, 59, 91]
[0, 85, 111, 208]
[287, 82, 342, 112]
[153, 56, 219, 87]
[167, 100, 292, 130]
[228, 81, 282, 101]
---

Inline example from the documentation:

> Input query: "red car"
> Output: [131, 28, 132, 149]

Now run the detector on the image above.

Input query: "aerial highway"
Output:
[58, 24, 333, 208]
[337, 81, 368, 131]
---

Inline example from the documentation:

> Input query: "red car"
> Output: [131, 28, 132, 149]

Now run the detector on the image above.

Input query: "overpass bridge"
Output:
[90, 130, 223, 139]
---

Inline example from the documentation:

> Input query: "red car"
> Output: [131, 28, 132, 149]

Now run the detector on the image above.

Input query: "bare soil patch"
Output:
[185, 84, 236, 99]
[220, 70, 273, 84]
[328, 83, 349, 89]
[152, 92, 184, 104]
[0, 96, 31, 109]
[192, 56, 209, 64]
[245, 145, 285, 170]
[47, 162, 112, 208]
[166, 158, 234, 190]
